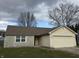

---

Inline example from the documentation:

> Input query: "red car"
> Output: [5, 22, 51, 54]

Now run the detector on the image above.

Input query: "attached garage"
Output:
[49, 26, 77, 48]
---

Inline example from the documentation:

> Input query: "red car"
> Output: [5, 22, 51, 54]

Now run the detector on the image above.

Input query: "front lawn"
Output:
[0, 47, 79, 58]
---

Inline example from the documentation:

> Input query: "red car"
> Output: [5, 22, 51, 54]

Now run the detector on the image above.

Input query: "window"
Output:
[16, 36, 20, 42]
[16, 36, 25, 42]
[21, 36, 25, 42]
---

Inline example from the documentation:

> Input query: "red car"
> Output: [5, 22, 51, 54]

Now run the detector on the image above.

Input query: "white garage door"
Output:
[53, 36, 76, 48]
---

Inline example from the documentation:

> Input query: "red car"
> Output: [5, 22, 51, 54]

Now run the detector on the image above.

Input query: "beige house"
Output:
[4, 26, 77, 48]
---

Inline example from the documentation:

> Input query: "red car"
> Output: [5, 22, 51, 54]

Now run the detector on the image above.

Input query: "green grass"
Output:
[0, 47, 78, 58]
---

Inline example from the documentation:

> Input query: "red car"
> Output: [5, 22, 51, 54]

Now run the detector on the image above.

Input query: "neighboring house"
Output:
[4, 26, 77, 48]
[0, 31, 5, 47]
[0, 31, 5, 40]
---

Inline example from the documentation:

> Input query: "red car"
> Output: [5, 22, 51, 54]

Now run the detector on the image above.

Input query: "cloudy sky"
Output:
[0, 0, 79, 30]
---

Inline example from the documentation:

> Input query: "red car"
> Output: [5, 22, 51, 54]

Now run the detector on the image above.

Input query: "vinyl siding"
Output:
[39, 35, 50, 47]
[4, 36, 34, 48]
[50, 27, 75, 36]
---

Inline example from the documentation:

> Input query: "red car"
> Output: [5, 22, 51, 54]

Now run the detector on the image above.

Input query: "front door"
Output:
[34, 38, 39, 46]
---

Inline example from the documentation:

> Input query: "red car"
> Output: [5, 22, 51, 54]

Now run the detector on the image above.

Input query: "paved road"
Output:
[55, 47, 79, 55]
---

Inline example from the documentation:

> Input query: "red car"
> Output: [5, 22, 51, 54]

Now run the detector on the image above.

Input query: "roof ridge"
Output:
[7, 25, 52, 29]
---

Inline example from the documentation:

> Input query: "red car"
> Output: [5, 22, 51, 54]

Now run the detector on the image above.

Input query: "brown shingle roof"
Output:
[6, 26, 53, 36]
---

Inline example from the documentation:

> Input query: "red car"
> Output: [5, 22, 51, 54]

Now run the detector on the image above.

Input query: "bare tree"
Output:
[18, 11, 37, 27]
[49, 2, 79, 27]
[30, 14, 37, 27]
[18, 12, 26, 27]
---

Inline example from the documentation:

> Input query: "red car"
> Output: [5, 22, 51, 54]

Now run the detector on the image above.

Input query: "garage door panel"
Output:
[53, 35, 74, 37]
[52, 36, 76, 48]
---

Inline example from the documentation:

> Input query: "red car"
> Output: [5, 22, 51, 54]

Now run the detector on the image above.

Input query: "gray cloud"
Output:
[24, 0, 58, 8]
[0, 0, 58, 30]
[0, 0, 58, 18]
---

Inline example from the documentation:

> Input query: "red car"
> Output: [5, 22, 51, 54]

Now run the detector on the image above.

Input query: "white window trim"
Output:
[15, 36, 26, 43]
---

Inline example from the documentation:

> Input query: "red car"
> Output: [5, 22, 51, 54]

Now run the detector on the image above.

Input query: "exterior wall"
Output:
[4, 36, 15, 48]
[4, 36, 34, 48]
[39, 35, 50, 47]
[50, 27, 75, 36]
[50, 27, 76, 48]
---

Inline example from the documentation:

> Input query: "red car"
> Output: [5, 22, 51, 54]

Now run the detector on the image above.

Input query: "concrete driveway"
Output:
[55, 47, 79, 55]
